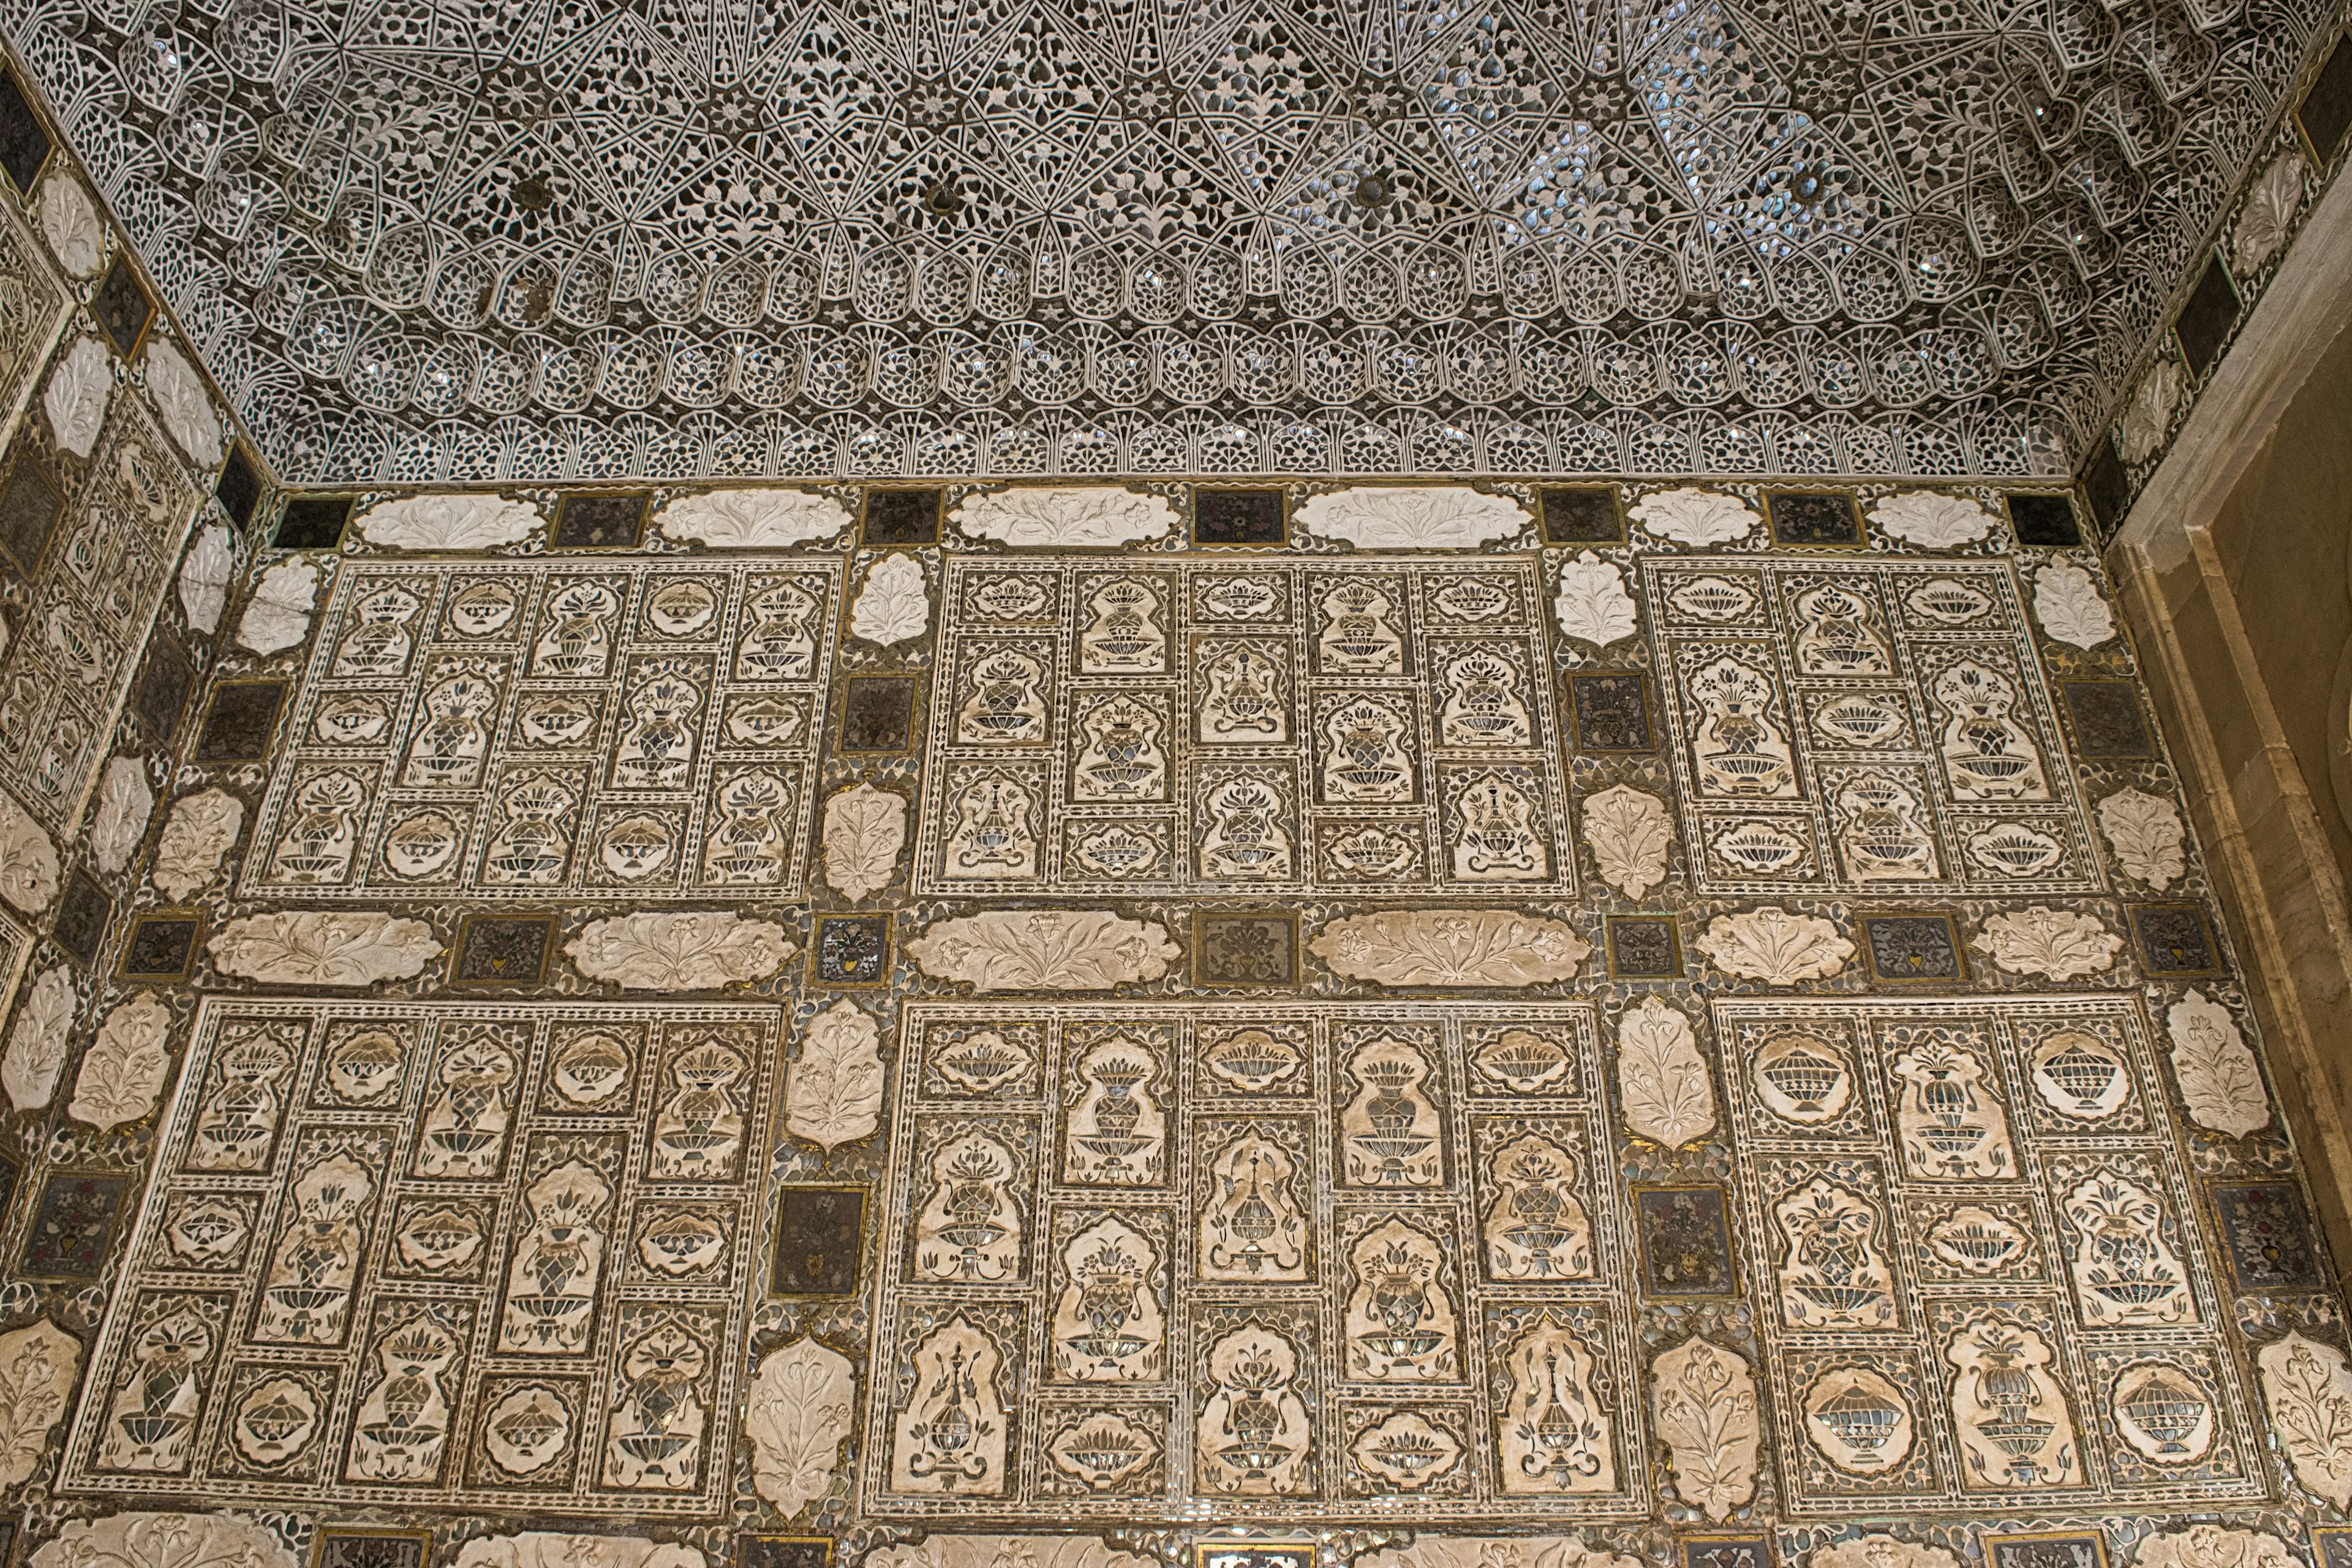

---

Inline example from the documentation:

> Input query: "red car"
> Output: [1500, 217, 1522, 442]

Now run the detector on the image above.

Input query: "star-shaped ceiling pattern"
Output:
[0, 0, 2327, 482]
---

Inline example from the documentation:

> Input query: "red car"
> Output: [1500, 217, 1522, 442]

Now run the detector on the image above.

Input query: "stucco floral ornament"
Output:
[177, 523, 235, 633]
[954, 486, 1177, 547]
[2120, 359, 2185, 464]
[1630, 487, 1757, 546]
[36, 173, 103, 278]
[657, 488, 850, 546]
[565, 911, 794, 990]
[2136, 1526, 2297, 1568]
[2259, 1332, 2352, 1508]
[143, 338, 224, 469]
[1295, 486, 1530, 549]
[29, 1513, 301, 1568]
[1695, 905, 1853, 983]
[358, 493, 542, 550]
[1869, 489, 1996, 548]
[2232, 153, 2306, 277]
[1310, 909, 1588, 985]
[209, 911, 442, 986]
[909, 910, 1179, 991]
[43, 336, 111, 459]
[1969, 907, 2122, 980]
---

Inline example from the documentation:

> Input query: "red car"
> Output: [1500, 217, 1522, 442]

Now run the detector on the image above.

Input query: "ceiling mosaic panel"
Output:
[0, 0, 2339, 483]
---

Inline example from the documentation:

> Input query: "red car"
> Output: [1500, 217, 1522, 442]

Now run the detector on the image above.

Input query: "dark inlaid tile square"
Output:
[1569, 672, 1652, 750]
[1605, 916, 1682, 978]
[2130, 902, 2222, 976]
[135, 640, 194, 741]
[1860, 911, 1966, 983]
[1767, 489, 1864, 547]
[862, 487, 940, 546]
[1986, 1536, 2108, 1568]
[2299, 34, 2352, 161]
[2061, 679, 2154, 758]
[91, 252, 154, 358]
[51, 872, 110, 966]
[2007, 491, 2082, 548]
[737, 1540, 834, 1568]
[0, 456, 61, 575]
[1195, 910, 1300, 987]
[2082, 435, 2129, 538]
[1539, 484, 1624, 543]
[769, 1186, 865, 1295]
[119, 913, 202, 981]
[275, 494, 354, 550]
[812, 914, 891, 986]
[552, 490, 649, 548]
[1633, 1184, 1739, 1297]
[314, 1529, 432, 1568]
[2209, 1180, 2326, 1289]
[2314, 1526, 2352, 1568]
[215, 445, 263, 529]
[837, 676, 918, 753]
[0, 71, 51, 193]
[21, 1172, 126, 1278]
[451, 914, 554, 986]
[2174, 255, 2242, 380]
[1193, 487, 1286, 545]
[195, 681, 287, 762]
[1682, 1538, 1772, 1568]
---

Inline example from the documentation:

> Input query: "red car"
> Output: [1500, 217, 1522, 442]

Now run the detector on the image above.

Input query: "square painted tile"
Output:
[552, 491, 649, 548]
[1768, 489, 1864, 547]
[194, 681, 287, 762]
[736, 1540, 834, 1568]
[1633, 1184, 1739, 1297]
[1569, 672, 1652, 750]
[0, 456, 61, 575]
[215, 445, 263, 529]
[314, 1531, 432, 1568]
[2130, 902, 2222, 976]
[0, 70, 50, 192]
[2061, 679, 2155, 758]
[2209, 1180, 2326, 1289]
[1540, 485, 1624, 543]
[1605, 916, 1682, 978]
[2007, 492, 2082, 548]
[20, 1172, 126, 1278]
[1195, 911, 1300, 987]
[1193, 488, 1285, 545]
[274, 495, 353, 550]
[1986, 1536, 2108, 1568]
[135, 641, 195, 741]
[119, 913, 202, 981]
[862, 487, 940, 546]
[1860, 912, 1966, 983]
[91, 252, 154, 357]
[451, 914, 555, 985]
[770, 1186, 865, 1295]
[812, 914, 891, 985]
[1681, 1539, 1772, 1568]
[51, 873, 110, 966]
[837, 676, 918, 752]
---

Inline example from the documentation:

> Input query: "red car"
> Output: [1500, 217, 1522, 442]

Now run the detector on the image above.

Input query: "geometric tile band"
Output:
[59, 999, 780, 1517]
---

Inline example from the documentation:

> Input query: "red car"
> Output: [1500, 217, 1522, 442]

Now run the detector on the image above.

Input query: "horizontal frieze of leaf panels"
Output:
[915, 558, 1576, 897]
[1642, 557, 2107, 899]
[865, 1002, 1640, 1521]
[59, 999, 780, 1516]
[1716, 995, 2263, 1515]
[239, 558, 847, 901]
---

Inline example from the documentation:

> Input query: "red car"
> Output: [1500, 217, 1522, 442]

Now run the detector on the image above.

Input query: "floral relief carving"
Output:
[1615, 996, 1714, 1148]
[910, 910, 1180, 990]
[0, 788, 59, 914]
[656, 488, 850, 546]
[853, 552, 930, 646]
[2136, 1529, 2298, 1568]
[153, 789, 245, 902]
[1809, 1538, 1961, 1568]
[36, 175, 103, 277]
[451, 1534, 701, 1568]
[28, 1513, 300, 1568]
[2121, 360, 2184, 465]
[2098, 787, 2185, 889]
[1580, 784, 1671, 897]
[746, 1336, 854, 1517]
[178, 524, 235, 634]
[1359, 1539, 1643, 1568]
[69, 990, 173, 1133]
[44, 336, 111, 458]
[1869, 491, 1996, 547]
[2232, 154, 2307, 276]
[1630, 487, 1757, 545]
[865, 1540, 1151, 1568]
[1650, 1335, 1760, 1520]
[954, 487, 1178, 547]
[1694, 906, 1853, 983]
[2163, 988, 2269, 1137]
[143, 339, 224, 469]
[2032, 562, 2116, 649]
[90, 755, 154, 875]
[2258, 1332, 2352, 1509]
[2, 967, 73, 1112]
[209, 910, 442, 986]
[1969, 908, 2122, 979]
[1308, 909, 1589, 986]
[357, 494, 543, 550]
[785, 999, 883, 1151]
[238, 558, 320, 657]
[823, 782, 906, 900]
[1296, 486, 1529, 549]
[1553, 551, 1638, 646]
[565, 912, 794, 990]
[0, 1319, 78, 1485]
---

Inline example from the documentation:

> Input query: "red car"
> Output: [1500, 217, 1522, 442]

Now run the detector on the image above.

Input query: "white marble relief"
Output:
[1495, 1314, 1615, 1493]
[2, 967, 72, 1112]
[1360, 1537, 1643, 1568]
[1801, 1367, 1915, 1472]
[785, 999, 883, 1152]
[565, 912, 793, 990]
[453, 1535, 702, 1568]
[954, 486, 1177, 547]
[1810, 1538, 1961, 1568]
[0, 788, 58, 914]
[357, 493, 543, 550]
[852, 552, 929, 646]
[2260, 1332, 2352, 1509]
[822, 782, 905, 900]
[1308, 909, 1589, 986]
[1581, 784, 1671, 897]
[152, 789, 245, 902]
[43, 336, 111, 458]
[1616, 996, 1714, 1148]
[908, 910, 1180, 990]
[1869, 490, 1997, 547]
[1969, 908, 2122, 980]
[657, 488, 850, 546]
[36, 175, 103, 278]
[1694, 907, 1853, 983]
[2233, 153, 2307, 276]
[69, 990, 172, 1133]
[893, 1316, 1010, 1491]
[178, 523, 234, 632]
[2137, 1529, 2297, 1568]
[89, 755, 154, 876]
[1553, 551, 1638, 646]
[1949, 1314, 2078, 1488]
[746, 1336, 854, 1517]
[1296, 485, 1529, 549]
[209, 910, 442, 986]
[2164, 989, 2269, 1137]
[237, 557, 320, 656]
[1651, 1335, 1759, 1521]
[0, 1319, 78, 1485]
[29, 1513, 300, 1568]
[2121, 360, 2184, 465]
[2098, 787, 2185, 889]
[1630, 487, 1756, 545]
[866, 1540, 1151, 1568]
[144, 339, 224, 469]
[2033, 562, 2117, 649]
